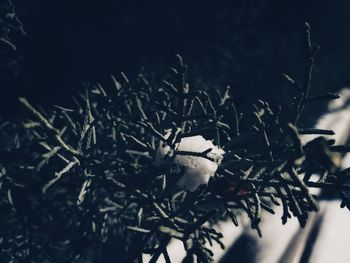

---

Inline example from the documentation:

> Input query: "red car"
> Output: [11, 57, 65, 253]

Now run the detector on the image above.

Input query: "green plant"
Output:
[1, 23, 350, 262]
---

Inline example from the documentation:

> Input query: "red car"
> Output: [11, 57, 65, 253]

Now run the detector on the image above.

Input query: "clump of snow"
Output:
[154, 134, 225, 192]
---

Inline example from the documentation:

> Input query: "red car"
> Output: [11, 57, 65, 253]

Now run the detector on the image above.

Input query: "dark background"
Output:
[1, 0, 350, 119]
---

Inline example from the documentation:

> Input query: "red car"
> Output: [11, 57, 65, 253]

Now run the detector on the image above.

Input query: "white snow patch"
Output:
[142, 219, 243, 263]
[155, 134, 225, 192]
[301, 88, 350, 145]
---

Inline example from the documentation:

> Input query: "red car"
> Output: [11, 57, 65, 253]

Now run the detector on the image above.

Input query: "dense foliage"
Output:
[1, 22, 350, 262]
